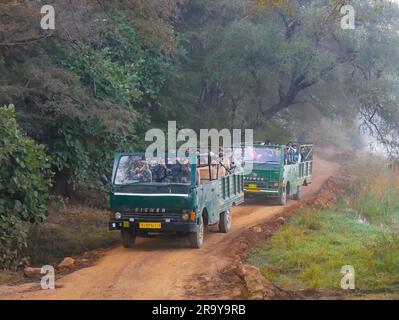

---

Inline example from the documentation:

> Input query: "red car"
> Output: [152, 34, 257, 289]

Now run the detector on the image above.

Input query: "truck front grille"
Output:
[121, 212, 182, 222]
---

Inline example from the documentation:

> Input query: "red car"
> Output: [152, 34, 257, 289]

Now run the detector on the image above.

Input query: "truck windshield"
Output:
[114, 155, 192, 185]
[244, 147, 281, 165]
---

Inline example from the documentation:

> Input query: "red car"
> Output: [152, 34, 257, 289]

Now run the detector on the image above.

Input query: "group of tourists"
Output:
[128, 158, 191, 184]
[283, 143, 310, 165]
[124, 142, 311, 184]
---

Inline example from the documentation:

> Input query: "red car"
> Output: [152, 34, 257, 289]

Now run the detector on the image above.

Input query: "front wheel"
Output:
[219, 210, 232, 233]
[121, 229, 136, 248]
[293, 185, 302, 200]
[189, 216, 204, 249]
[278, 189, 287, 206]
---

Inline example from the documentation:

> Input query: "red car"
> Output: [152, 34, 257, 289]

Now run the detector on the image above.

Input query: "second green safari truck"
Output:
[243, 143, 313, 205]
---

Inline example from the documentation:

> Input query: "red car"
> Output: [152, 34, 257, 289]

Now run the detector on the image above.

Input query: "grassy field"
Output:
[248, 156, 399, 294]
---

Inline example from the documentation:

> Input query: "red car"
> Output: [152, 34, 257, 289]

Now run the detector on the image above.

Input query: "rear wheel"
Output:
[278, 188, 287, 206]
[121, 229, 136, 248]
[293, 185, 302, 200]
[189, 216, 204, 248]
[219, 209, 232, 233]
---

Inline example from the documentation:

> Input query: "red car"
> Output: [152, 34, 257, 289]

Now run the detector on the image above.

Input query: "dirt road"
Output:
[0, 157, 339, 300]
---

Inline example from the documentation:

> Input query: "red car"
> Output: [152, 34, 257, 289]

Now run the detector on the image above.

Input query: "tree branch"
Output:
[0, 32, 55, 47]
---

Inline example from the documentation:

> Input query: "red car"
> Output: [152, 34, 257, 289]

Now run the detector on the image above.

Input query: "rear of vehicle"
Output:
[298, 144, 313, 186]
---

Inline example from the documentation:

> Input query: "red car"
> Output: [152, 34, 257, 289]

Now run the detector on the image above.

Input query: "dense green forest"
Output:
[1, 0, 399, 267]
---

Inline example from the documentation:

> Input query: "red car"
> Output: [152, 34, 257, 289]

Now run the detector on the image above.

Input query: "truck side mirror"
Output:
[100, 175, 109, 186]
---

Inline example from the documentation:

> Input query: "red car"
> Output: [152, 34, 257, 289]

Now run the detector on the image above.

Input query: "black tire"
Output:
[278, 188, 287, 206]
[219, 209, 232, 233]
[121, 229, 136, 248]
[189, 216, 204, 249]
[293, 185, 302, 200]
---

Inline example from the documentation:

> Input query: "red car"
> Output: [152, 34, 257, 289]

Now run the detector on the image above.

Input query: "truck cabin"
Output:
[113, 152, 196, 193]
[242, 144, 283, 190]
[113, 149, 244, 191]
[243, 144, 284, 168]
[242, 143, 313, 203]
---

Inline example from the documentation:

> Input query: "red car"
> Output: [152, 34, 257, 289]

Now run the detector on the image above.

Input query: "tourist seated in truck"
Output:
[165, 158, 191, 183]
[179, 161, 191, 183]
[138, 161, 152, 183]
[125, 160, 142, 182]
[126, 160, 152, 183]
[153, 160, 170, 182]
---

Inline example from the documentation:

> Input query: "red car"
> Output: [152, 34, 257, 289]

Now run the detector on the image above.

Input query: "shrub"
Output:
[0, 104, 53, 269]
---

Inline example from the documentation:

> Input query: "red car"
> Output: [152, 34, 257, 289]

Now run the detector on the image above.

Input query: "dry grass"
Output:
[248, 155, 399, 294]
[24, 202, 119, 266]
[0, 270, 20, 286]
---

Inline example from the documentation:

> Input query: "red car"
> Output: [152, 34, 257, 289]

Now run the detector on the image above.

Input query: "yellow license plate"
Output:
[247, 183, 260, 193]
[123, 221, 130, 228]
[139, 222, 161, 229]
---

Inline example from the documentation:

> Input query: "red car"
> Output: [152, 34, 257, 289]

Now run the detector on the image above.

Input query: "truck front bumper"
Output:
[244, 188, 280, 197]
[108, 220, 197, 233]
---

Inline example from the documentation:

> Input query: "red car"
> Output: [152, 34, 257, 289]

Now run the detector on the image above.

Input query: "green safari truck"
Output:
[107, 152, 244, 248]
[243, 143, 313, 205]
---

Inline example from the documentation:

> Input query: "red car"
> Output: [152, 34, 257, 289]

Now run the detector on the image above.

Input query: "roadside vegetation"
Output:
[0, 105, 52, 269]
[24, 203, 119, 266]
[248, 155, 399, 294]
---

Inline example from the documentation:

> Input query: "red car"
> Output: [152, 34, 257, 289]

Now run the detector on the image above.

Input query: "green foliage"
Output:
[51, 14, 175, 187]
[71, 47, 144, 106]
[0, 105, 52, 269]
[40, 13, 181, 189]
[0, 10, 176, 191]
[178, 0, 399, 154]
[67, 16, 172, 110]
[2, 0, 399, 194]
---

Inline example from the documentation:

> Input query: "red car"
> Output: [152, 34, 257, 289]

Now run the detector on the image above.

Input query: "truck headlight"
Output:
[115, 212, 122, 220]
[182, 213, 189, 221]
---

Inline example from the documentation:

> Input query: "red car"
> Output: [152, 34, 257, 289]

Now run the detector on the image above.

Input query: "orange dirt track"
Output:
[0, 157, 339, 300]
